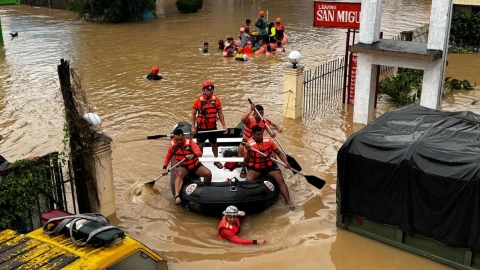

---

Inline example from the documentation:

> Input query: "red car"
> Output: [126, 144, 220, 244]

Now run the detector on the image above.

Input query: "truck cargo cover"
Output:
[338, 104, 480, 251]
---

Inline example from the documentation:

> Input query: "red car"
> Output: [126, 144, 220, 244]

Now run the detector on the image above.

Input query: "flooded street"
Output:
[0, 0, 479, 269]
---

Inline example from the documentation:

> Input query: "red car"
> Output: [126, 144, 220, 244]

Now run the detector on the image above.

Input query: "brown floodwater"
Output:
[0, 0, 478, 269]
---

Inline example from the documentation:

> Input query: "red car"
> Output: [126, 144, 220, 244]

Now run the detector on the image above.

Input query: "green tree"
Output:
[70, 0, 156, 23]
[450, 8, 480, 47]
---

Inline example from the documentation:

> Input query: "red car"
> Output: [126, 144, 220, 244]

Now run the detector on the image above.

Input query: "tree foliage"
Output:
[175, 0, 203, 14]
[450, 8, 480, 47]
[0, 159, 55, 230]
[379, 68, 476, 107]
[70, 0, 156, 23]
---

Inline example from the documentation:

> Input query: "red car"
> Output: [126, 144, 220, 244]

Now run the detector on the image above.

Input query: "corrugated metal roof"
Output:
[0, 230, 78, 269]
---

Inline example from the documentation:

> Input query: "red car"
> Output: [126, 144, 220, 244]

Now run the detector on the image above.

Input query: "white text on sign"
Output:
[316, 10, 360, 24]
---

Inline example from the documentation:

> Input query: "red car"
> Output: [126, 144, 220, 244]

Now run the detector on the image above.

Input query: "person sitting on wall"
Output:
[218, 205, 267, 245]
[146, 66, 163, 80]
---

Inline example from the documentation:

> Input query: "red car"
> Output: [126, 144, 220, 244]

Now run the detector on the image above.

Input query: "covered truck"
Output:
[337, 104, 480, 269]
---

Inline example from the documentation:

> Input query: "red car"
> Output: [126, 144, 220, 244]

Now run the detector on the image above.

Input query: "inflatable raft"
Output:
[169, 122, 279, 217]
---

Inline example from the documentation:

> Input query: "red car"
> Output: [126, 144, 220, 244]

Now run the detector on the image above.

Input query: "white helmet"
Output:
[222, 205, 240, 216]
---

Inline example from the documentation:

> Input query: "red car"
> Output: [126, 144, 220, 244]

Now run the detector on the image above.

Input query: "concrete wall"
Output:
[20, 0, 69, 10]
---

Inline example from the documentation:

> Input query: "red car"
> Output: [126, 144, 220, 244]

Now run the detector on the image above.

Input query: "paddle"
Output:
[147, 129, 226, 140]
[144, 158, 186, 187]
[249, 148, 326, 189]
[247, 98, 302, 173]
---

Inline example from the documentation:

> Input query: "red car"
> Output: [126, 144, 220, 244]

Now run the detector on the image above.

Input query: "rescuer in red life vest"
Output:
[244, 125, 294, 210]
[238, 103, 282, 178]
[218, 205, 267, 245]
[190, 80, 228, 170]
[162, 129, 212, 205]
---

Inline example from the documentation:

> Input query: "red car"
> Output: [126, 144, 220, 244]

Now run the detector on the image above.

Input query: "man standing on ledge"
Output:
[190, 80, 228, 169]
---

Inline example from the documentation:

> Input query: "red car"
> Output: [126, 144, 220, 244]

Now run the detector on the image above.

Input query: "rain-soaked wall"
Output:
[20, 0, 69, 10]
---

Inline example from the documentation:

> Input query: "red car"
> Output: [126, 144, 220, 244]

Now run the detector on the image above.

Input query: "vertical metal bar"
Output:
[342, 29, 351, 104]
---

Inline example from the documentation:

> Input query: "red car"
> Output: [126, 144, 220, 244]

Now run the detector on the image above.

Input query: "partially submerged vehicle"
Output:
[337, 104, 480, 269]
[0, 209, 168, 269]
[169, 122, 280, 217]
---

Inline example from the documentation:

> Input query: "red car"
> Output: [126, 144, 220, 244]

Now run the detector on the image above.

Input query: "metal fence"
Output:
[302, 57, 345, 116]
[301, 24, 430, 115]
[1, 152, 78, 231]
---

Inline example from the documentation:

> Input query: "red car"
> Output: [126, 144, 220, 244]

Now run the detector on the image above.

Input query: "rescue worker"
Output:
[218, 205, 267, 245]
[244, 125, 293, 209]
[146, 66, 163, 80]
[254, 11, 268, 43]
[275, 17, 285, 43]
[190, 80, 228, 169]
[162, 129, 212, 205]
[268, 22, 276, 44]
[239, 19, 251, 35]
[238, 104, 282, 178]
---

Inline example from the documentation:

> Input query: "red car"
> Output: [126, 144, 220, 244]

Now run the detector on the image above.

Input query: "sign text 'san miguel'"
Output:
[313, 2, 361, 29]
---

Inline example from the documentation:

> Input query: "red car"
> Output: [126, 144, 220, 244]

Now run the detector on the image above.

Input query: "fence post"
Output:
[87, 134, 116, 217]
[283, 66, 304, 119]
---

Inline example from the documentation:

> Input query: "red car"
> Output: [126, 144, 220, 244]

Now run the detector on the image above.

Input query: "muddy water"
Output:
[0, 0, 478, 269]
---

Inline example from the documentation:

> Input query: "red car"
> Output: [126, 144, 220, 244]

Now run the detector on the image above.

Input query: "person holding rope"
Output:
[190, 80, 228, 169]
[243, 125, 294, 210]
[238, 103, 282, 178]
[218, 205, 267, 245]
[162, 129, 212, 205]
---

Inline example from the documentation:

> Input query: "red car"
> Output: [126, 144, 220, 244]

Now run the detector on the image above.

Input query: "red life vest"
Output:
[240, 25, 248, 34]
[224, 156, 238, 171]
[247, 137, 274, 169]
[196, 95, 219, 129]
[243, 114, 270, 140]
[170, 138, 199, 170]
[275, 24, 285, 40]
[217, 216, 241, 238]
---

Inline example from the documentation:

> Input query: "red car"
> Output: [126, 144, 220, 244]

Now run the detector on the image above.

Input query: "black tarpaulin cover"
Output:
[338, 104, 480, 251]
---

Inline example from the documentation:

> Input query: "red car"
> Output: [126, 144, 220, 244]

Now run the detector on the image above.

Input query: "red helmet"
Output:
[202, 80, 215, 89]
[151, 66, 159, 73]
[259, 11, 265, 17]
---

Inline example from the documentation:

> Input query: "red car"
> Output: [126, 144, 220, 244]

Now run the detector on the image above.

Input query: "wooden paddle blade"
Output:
[147, 134, 168, 140]
[287, 155, 302, 174]
[305, 175, 326, 189]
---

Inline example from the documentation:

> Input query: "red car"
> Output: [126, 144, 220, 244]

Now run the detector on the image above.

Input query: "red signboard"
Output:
[313, 2, 361, 29]
[348, 52, 357, 104]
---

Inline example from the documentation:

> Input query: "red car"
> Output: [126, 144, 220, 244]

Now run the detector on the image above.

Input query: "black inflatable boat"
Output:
[169, 122, 279, 216]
